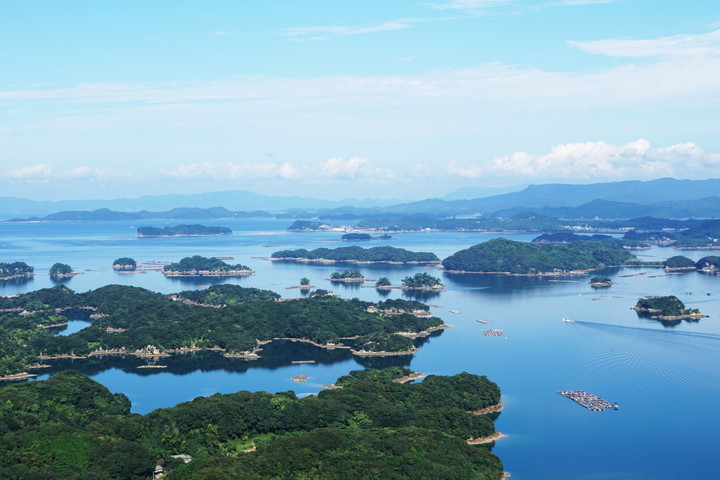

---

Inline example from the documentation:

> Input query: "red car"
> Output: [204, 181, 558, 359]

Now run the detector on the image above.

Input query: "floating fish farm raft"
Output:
[557, 390, 618, 411]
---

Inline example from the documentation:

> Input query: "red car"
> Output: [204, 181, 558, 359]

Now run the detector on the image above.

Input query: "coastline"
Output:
[163, 269, 254, 277]
[466, 432, 506, 445]
[267, 257, 440, 265]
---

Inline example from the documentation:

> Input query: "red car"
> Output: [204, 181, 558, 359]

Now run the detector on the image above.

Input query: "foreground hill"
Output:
[0, 367, 503, 480]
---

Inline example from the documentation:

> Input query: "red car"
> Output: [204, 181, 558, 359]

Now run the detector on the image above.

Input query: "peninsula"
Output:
[163, 255, 253, 277]
[0, 367, 502, 479]
[0, 262, 34, 281]
[270, 246, 440, 264]
[0, 284, 447, 376]
[137, 224, 232, 237]
[442, 238, 636, 275]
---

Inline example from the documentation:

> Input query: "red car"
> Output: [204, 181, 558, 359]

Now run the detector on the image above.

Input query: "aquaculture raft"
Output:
[483, 329, 504, 337]
[557, 390, 618, 411]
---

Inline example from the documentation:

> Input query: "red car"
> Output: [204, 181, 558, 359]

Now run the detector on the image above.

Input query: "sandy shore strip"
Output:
[469, 402, 505, 415]
[466, 432, 506, 445]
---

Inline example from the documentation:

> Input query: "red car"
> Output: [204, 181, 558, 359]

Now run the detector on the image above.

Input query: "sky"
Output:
[2, 0, 720, 201]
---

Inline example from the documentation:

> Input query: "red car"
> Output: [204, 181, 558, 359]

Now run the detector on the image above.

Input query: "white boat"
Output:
[562, 317, 573, 323]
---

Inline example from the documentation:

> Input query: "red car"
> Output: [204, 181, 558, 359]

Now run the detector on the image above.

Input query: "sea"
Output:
[1, 217, 719, 480]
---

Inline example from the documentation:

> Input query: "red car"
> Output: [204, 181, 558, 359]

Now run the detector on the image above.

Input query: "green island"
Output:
[622, 219, 720, 248]
[589, 276, 612, 287]
[0, 367, 502, 480]
[138, 224, 232, 237]
[270, 246, 440, 264]
[0, 262, 34, 281]
[442, 238, 636, 275]
[633, 295, 706, 321]
[286, 220, 335, 231]
[341, 232, 372, 241]
[355, 212, 563, 232]
[328, 269, 366, 282]
[49, 262, 76, 278]
[0, 284, 446, 377]
[163, 256, 253, 277]
[375, 276, 392, 288]
[401, 272, 444, 290]
[696, 256, 720, 274]
[112, 257, 137, 271]
[663, 255, 696, 271]
[171, 284, 280, 306]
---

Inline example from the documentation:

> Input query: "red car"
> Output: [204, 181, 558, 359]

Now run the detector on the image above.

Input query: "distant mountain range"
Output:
[4, 178, 720, 221]
[0, 191, 406, 218]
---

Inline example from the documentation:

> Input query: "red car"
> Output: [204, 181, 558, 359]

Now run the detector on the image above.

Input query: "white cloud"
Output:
[279, 20, 414, 41]
[2, 164, 124, 182]
[427, 0, 513, 10]
[166, 158, 396, 182]
[570, 29, 720, 58]
[166, 161, 301, 181]
[6, 163, 54, 180]
[447, 139, 720, 182]
[549, 0, 616, 6]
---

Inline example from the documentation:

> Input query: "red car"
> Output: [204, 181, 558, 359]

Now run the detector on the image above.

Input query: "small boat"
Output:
[562, 317, 573, 323]
[449, 310, 462, 314]
[476, 319, 492, 324]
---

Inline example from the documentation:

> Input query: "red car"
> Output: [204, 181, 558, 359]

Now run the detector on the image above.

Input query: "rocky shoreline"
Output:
[163, 269, 254, 277]
[268, 257, 441, 265]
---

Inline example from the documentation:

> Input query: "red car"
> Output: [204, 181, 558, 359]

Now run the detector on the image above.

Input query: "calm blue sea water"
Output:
[1, 219, 719, 479]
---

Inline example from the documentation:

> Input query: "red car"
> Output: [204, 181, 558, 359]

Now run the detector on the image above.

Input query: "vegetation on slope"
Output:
[0, 368, 503, 480]
[442, 238, 635, 274]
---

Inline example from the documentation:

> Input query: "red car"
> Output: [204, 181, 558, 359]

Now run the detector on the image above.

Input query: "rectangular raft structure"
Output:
[557, 390, 618, 411]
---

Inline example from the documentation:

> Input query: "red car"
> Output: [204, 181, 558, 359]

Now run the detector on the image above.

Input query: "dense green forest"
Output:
[164, 256, 251, 274]
[49, 262, 73, 276]
[0, 368, 503, 479]
[355, 212, 563, 232]
[634, 296, 700, 317]
[0, 285, 443, 375]
[401, 273, 443, 289]
[663, 256, 696, 269]
[286, 220, 332, 231]
[112, 257, 136, 270]
[173, 284, 280, 305]
[271, 246, 440, 263]
[696, 256, 720, 271]
[442, 238, 636, 274]
[0, 262, 34, 279]
[622, 219, 720, 248]
[138, 224, 232, 236]
[329, 270, 365, 280]
[341, 233, 372, 241]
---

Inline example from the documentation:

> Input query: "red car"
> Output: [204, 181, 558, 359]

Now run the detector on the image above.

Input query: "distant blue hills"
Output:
[4, 178, 720, 221]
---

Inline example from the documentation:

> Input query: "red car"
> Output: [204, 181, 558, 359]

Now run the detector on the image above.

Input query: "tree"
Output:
[375, 277, 391, 287]
[299, 277, 310, 287]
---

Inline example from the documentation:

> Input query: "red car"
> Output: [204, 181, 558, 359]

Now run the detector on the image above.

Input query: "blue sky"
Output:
[2, 0, 720, 201]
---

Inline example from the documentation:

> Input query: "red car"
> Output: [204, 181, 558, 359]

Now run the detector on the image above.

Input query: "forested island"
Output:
[328, 269, 366, 282]
[622, 219, 720, 248]
[633, 296, 706, 321]
[355, 212, 563, 232]
[0, 284, 446, 376]
[0, 262, 34, 281]
[663, 255, 696, 271]
[287, 220, 337, 231]
[696, 256, 720, 274]
[138, 224, 232, 237]
[112, 257, 137, 271]
[402, 273, 444, 290]
[341, 232, 372, 241]
[442, 238, 636, 275]
[589, 276, 612, 287]
[49, 262, 76, 279]
[0, 367, 503, 479]
[163, 256, 253, 277]
[270, 246, 440, 264]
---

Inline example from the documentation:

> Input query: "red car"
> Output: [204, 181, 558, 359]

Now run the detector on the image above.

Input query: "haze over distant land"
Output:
[2, 2, 720, 201]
